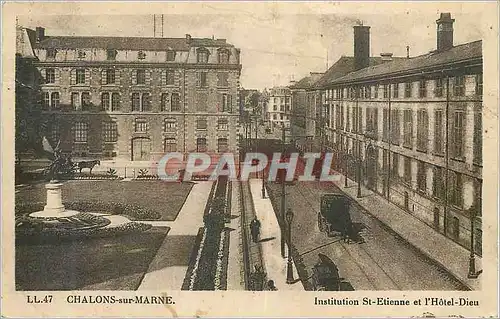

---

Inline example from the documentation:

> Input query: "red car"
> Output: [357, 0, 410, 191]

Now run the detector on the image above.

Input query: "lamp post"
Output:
[467, 206, 479, 279]
[285, 207, 295, 284]
[343, 136, 348, 188]
[356, 140, 362, 198]
[464, 183, 481, 279]
[280, 125, 287, 258]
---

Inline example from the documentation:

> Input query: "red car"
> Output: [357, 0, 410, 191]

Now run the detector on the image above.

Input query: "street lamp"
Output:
[464, 183, 481, 279]
[356, 136, 373, 198]
[285, 207, 295, 284]
[356, 140, 362, 198]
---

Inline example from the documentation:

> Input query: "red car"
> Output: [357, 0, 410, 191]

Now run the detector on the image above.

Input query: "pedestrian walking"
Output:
[250, 217, 261, 243]
[266, 280, 278, 291]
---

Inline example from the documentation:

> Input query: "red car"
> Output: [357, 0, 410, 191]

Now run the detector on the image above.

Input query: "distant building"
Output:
[22, 27, 242, 161]
[267, 86, 291, 128]
[312, 13, 482, 252]
[289, 72, 324, 151]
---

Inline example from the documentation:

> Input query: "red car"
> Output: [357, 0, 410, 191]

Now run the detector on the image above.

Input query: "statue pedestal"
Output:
[30, 182, 78, 218]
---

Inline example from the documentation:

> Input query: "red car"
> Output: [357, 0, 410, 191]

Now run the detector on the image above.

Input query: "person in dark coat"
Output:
[250, 217, 261, 243]
[267, 280, 278, 291]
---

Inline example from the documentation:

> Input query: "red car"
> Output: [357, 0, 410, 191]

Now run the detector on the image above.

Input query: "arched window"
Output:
[218, 49, 230, 64]
[197, 48, 210, 63]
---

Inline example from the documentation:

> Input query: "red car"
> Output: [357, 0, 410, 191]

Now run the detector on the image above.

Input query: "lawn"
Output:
[16, 226, 170, 290]
[15, 180, 194, 221]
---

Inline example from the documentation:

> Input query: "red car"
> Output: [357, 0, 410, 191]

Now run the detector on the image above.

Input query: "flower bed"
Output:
[181, 227, 206, 290]
[184, 176, 231, 290]
[134, 174, 160, 180]
[70, 174, 122, 180]
[15, 201, 161, 220]
[16, 211, 153, 244]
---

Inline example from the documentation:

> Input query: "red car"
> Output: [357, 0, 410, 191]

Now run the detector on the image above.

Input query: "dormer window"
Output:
[166, 50, 176, 61]
[47, 49, 57, 59]
[107, 49, 117, 61]
[197, 48, 209, 63]
[138, 50, 146, 60]
[78, 50, 86, 59]
[218, 49, 230, 64]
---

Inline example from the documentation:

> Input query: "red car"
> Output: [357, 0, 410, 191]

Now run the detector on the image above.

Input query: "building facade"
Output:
[28, 28, 242, 161]
[314, 13, 482, 252]
[289, 72, 323, 152]
[267, 86, 291, 128]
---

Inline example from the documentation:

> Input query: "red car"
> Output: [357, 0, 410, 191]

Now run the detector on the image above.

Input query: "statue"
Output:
[44, 146, 75, 182]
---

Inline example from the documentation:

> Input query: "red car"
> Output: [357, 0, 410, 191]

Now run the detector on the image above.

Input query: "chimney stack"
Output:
[406, 46, 410, 58]
[380, 52, 393, 62]
[353, 24, 370, 71]
[35, 27, 45, 43]
[436, 13, 455, 51]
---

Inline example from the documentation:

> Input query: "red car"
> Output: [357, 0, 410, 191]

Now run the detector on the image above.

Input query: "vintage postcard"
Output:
[2, 1, 499, 318]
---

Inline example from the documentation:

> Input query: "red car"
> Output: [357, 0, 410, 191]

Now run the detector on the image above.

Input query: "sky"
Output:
[18, 7, 484, 90]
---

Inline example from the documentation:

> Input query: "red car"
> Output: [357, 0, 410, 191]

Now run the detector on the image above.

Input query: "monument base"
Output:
[28, 182, 79, 218]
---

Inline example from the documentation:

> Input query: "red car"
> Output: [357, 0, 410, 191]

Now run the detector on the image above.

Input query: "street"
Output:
[267, 181, 469, 291]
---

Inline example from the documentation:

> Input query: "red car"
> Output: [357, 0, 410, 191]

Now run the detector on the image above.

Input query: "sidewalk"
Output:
[336, 176, 481, 291]
[249, 180, 303, 291]
[137, 181, 213, 290]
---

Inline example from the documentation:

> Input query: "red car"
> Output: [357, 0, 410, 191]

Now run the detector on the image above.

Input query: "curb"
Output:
[335, 181, 473, 291]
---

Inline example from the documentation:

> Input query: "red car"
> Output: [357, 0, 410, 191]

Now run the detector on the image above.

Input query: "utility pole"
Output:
[356, 87, 362, 198]
[280, 125, 286, 258]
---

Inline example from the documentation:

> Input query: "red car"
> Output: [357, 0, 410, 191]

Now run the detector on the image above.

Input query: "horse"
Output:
[77, 160, 100, 174]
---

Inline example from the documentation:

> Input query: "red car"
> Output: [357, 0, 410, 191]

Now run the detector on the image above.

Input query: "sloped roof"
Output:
[290, 73, 324, 89]
[331, 40, 482, 85]
[313, 56, 402, 89]
[33, 36, 233, 51]
[16, 26, 36, 58]
[191, 38, 233, 48]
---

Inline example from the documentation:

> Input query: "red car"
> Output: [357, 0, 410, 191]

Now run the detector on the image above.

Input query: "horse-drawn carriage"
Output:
[318, 193, 352, 237]
[311, 253, 341, 291]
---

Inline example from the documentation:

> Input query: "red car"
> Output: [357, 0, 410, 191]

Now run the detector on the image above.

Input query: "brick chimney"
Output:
[353, 24, 370, 71]
[35, 27, 45, 43]
[436, 13, 455, 51]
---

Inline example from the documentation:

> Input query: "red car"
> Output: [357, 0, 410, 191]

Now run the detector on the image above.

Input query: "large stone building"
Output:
[27, 27, 242, 161]
[310, 13, 482, 251]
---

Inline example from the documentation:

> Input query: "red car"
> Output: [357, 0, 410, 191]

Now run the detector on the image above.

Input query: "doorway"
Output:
[131, 137, 151, 161]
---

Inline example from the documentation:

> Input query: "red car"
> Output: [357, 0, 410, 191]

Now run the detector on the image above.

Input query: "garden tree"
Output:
[244, 91, 262, 117]
[15, 55, 49, 159]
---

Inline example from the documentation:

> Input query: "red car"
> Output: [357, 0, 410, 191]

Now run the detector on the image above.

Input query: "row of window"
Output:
[336, 144, 481, 210]
[272, 105, 291, 112]
[59, 118, 231, 145]
[271, 96, 291, 104]
[323, 75, 483, 101]
[45, 47, 231, 64]
[44, 68, 231, 88]
[271, 114, 289, 121]
[43, 91, 234, 113]
[389, 152, 480, 209]
[327, 105, 482, 165]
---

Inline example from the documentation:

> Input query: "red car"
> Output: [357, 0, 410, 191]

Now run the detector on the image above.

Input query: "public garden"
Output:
[15, 179, 194, 290]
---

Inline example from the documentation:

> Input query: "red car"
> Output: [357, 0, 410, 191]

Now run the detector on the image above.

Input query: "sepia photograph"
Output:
[2, 1, 499, 318]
